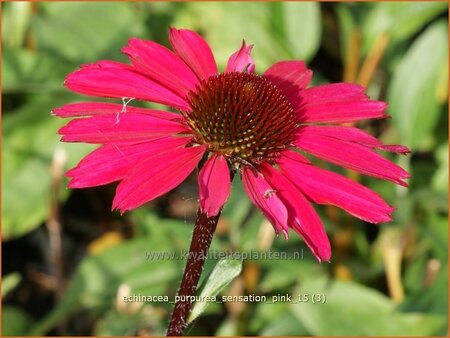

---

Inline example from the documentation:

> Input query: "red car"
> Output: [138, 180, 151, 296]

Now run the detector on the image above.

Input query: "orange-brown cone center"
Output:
[184, 72, 296, 166]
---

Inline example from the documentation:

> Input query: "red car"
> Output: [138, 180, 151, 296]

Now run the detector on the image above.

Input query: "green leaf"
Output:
[432, 142, 448, 196]
[250, 301, 309, 336]
[172, 2, 277, 71]
[2, 48, 72, 93]
[215, 317, 239, 336]
[362, 2, 448, 53]
[404, 253, 428, 294]
[2, 306, 35, 336]
[425, 214, 449, 262]
[95, 310, 145, 336]
[2, 273, 21, 299]
[1, 2, 32, 49]
[261, 311, 309, 336]
[400, 268, 448, 318]
[94, 306, 165, 336]
[30, 221, 189, 335]
[221, 179, 252, 247]
[2, 143, 51, 239]
[258, 253, 319, 293]
[291, 277, 447, 335]
[278, 2, 321, 61]
[188, 258, 243, 323]
[31, 2, 145, 63]
[172, 2, 320, 73]
[335, 4, 357, 61]
[2, 96, 94, 240]
[387, 20, 448, 150]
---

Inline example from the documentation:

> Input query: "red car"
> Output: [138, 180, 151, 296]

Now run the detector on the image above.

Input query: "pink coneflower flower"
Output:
[54, 28, 409, 262]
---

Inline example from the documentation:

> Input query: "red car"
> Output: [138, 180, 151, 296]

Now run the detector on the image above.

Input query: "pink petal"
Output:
[59, 113, 190, 144]
[299, 83, 368, 105]
[297, 83, 388, 123]
[67, 137, 192, 188]
[299, 101, 388, 124]
[225, 40, 255, 73]
[263, 61, 312, 107]
[261, 163, 331, 262]
[278, 150, 395, 223]
[169, 28, 218, 81]
[65, 62, 190, 111]
[52, 102, 181, 120]
[112, 145, 206, 212]
[122, 38, 200, 98]
[241, 167, 289, 238]
[198, 154, 231, 216]
[298, 126, 410, 154]
[294, 128, 410, 186]
[263, 61, 312, 91]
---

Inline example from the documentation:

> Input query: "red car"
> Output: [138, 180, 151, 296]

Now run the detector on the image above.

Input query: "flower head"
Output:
[54, 28, 410, 262]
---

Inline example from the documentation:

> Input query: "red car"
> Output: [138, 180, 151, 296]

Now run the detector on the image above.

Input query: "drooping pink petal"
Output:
[169, 28, 218, 81]
[112, 145, 206, 212]
[297, 125, 410, 154]
[241, 167, 289, 238]
[58, 113, 190, 144]
[225, 40, 255, 74]
[198, 154, 231, 217]
[65, 62, 190, 111]
[278, 150, 395, 223]
[261, 163, 331, 262]
[296, 83, 388, 123]
[122, 38, 200, 98]
[67, 137, 192, 188]
[52, 102, 181, 120]
[294, 128, 410, 186]
[263, 61, 312, 107]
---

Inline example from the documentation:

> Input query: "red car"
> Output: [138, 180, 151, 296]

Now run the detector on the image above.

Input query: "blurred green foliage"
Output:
[2, 2, 448, 336]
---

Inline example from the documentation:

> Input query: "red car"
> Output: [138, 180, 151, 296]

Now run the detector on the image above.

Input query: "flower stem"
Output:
[167, 208, 221, 336]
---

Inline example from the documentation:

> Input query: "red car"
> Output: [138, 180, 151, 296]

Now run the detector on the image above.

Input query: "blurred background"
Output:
[1, 2, 448, 336]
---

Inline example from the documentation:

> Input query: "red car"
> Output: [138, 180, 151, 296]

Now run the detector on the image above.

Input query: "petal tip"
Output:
[112, 204, 127, 216]
[316, 250, 332, 263]
[67, 179, 81, 189]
